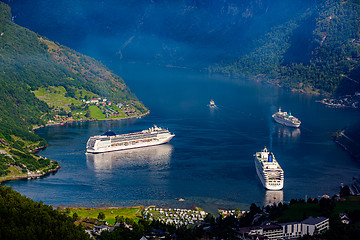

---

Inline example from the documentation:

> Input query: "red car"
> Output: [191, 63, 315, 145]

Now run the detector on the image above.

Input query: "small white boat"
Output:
[209, 99, 217, 108]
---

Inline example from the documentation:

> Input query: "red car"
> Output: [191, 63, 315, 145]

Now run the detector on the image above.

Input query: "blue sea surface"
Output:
[2, 0, 360, 213]
[4, 64, 360, 212]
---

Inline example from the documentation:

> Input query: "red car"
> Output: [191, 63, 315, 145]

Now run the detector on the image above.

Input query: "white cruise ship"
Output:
[86, 125, 174, 153]
[272, 107, 301, 128]
[254, 147, 284, 190]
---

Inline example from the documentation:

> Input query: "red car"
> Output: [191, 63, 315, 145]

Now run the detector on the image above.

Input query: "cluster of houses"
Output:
[142, 207, 207, 227]
[237, 216, 329, 240]
[84, 97, 138, 117]
[84, 219, 133, 237]
[319, 93, 360, 109]
[84, 97, 111, 106]
[47, 97, 140, 124]
[219, 209, 249, 218]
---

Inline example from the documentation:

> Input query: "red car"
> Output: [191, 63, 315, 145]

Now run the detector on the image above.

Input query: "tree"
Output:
[340, 185, 351, 198]
[115, 215, 125, 223]
[72, 212, 79, 222]
[319, 198, 334, 216]
[249, 203, 261, 214]
[235, 208, 240, 217]
[98, 212, 105, 220]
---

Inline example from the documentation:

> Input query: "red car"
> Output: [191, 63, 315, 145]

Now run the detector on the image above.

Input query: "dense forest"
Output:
[211, 0, 360, 96]
[0, 2, 147, 179]
[0, 185, 90, 240]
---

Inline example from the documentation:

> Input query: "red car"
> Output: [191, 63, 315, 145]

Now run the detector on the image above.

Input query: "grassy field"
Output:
[109, 106, 128, 118]
[33, 86, 82, 111]
[89, 105, 106, 119]
[69, 206, 143, 225]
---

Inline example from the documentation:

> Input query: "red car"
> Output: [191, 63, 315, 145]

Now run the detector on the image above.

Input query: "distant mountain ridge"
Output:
[3, 0, 313, 68]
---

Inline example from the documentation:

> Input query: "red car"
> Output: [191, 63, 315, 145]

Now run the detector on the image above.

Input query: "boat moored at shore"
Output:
[254, 147, 284, 190]
[86, 125, 174, 153]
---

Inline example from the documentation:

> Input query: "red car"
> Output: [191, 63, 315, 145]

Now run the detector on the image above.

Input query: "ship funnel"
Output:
[268, 153, 273, 162]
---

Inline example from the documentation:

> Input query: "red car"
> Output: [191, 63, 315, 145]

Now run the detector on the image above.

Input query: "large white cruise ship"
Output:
[254, 147, 284, 190]
[86, 125, 174, 153]
[272, 107, 301, 128]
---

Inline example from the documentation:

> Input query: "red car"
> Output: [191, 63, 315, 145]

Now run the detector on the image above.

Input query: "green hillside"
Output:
[211, 0, 360, 96]
[0, 2, 147, 180]
[0, 185, 90, 240]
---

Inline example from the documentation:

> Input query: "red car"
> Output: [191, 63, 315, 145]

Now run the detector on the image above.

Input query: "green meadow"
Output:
[69, 206, 143, 225]
[33, 86, 82, 111]
[89, 105, 106, 119]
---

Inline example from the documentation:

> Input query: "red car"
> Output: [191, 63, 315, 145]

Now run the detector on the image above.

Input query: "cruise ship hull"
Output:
[87, 135, 174, 154]
[272, 115, 300, 128]
[86, 126, 175, 154]
[255, 161, 284, 190]
[254, 148, 284, 190]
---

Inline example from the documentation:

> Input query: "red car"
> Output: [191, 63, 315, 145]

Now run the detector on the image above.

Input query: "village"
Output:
[47, 96, 142, 125]
[73, 204, 336, 240]
[319, 92, 360, 108]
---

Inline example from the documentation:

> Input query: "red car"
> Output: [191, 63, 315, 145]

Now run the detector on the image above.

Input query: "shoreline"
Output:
[218, 71, 324, 96]
[33, 110, 150, 131]
[0, 165, 61, 184]
[6, 110, 150, 184]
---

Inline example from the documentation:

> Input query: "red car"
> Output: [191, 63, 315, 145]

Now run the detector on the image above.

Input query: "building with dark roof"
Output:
[237, 223, 283, 240]
[301, 216, 329, 236]
[236, 217, 329, 240]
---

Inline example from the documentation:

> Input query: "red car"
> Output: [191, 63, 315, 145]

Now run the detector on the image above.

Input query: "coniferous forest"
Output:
[211, 0, 360, 96]
[0, 185, 91, 240]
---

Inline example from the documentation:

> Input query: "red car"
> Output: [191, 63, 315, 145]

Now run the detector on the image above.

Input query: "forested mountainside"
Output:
[0, 2, 146, 178]
[0, 185, 90, 240]
[211, 0, 360, 96]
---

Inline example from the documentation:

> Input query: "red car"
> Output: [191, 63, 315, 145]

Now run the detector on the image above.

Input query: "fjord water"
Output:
[5, 63, 360, 211]
[2, 0, 360, 211]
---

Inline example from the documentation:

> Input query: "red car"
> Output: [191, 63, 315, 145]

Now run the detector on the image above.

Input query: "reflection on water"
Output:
[86, 144, 173, 170]
[264, 190, 283, 206]
[274, 125, 301, 142]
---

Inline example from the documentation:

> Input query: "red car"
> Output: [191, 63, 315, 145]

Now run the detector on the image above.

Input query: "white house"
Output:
[90, 98, 99, 104]
[93, 225, 108, 234]
[238, 217, 329, 240]
[339, 213, 350, 225]
[301, 216, 329, 236]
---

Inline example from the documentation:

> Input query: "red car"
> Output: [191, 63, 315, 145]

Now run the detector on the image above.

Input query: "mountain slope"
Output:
[0, 185, 90, 240]
[211, 0, 360, 95]
[0, 2, 147, 179]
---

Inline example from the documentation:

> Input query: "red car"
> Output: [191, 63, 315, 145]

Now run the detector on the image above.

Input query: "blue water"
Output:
[2, 0, 360, 212]
[4, 63, 360, 212]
